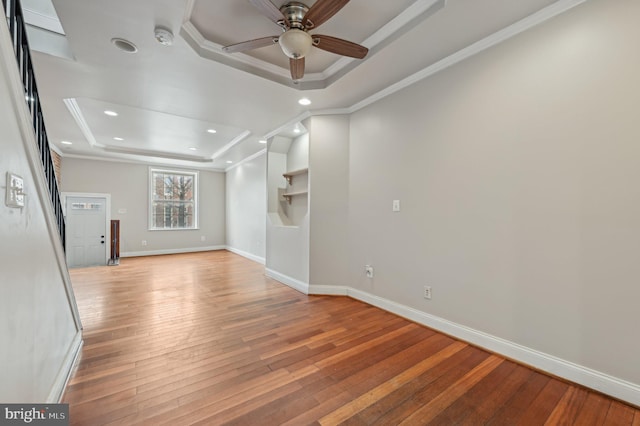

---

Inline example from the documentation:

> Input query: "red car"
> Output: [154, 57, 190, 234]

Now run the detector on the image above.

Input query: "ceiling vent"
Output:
[111, 38, 137, 53]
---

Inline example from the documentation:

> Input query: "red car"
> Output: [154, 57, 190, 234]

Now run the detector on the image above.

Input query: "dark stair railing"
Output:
[3, 0, 65, 250]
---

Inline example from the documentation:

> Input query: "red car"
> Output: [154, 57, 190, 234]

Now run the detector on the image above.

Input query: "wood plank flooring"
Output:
[64, 251, 640, 425]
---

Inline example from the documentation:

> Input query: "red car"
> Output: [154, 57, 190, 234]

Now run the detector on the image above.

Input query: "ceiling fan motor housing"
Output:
[279, 2, 309, 29]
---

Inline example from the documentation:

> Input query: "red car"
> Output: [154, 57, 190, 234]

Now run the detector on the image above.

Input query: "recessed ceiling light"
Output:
[104, 110, 118, 117]
[207, 129, 217, 134]
[259, 140, 267, 144]
[298, 98, 311, 106]
[226, 161, 233, 164]
[189, 147, 197, 151]
[61, 141, 73, 145]
[293, 128, 301, 134]
[113, 137, 124, 141]
[111, 38, 138, 54]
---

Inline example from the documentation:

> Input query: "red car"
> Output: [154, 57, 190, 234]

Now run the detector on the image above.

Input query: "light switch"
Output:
[6, 172, 25, 208]
[392, 200, 400, 212]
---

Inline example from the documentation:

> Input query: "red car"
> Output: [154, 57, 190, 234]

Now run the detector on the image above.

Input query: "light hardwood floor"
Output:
[64, 251, 640, 425]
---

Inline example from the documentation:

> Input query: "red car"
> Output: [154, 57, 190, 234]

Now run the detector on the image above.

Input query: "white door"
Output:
[66, 196, 107, 268]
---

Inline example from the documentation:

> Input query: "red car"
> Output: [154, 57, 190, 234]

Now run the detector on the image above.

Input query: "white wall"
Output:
[61, 158, 226, 256]
[0, 16, 81, 402]
[340, 0, 640, 400]
[226, 152, 266, 263]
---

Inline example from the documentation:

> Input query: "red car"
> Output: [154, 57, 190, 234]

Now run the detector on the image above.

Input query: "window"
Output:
[149, 168, 198, 230]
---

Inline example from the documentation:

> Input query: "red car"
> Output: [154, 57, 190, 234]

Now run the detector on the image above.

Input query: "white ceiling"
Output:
[22, 0, 585, 171]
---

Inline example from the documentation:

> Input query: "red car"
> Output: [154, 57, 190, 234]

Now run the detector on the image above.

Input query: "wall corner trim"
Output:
[303, 285, 640, 407]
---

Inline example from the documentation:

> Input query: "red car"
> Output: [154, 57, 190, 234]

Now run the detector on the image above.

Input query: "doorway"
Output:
[64, 193, 111, 268]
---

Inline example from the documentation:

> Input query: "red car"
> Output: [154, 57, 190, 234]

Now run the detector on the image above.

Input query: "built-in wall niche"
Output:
[267, 125, 309, 226]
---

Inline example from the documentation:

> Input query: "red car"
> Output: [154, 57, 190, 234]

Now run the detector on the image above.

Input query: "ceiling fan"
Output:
[222, 0, 369, 81]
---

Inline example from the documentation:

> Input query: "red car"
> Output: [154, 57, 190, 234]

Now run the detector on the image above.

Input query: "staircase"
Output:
[3, 0, 65, 249]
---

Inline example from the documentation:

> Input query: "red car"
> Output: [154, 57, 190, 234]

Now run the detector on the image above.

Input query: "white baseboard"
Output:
[265, 269, 309, 294]
[226, 246, 266, 265]
[48, 330, 83, 403]
[308, 284, 348, 296]
[121, 245, 226, 258]
[302, 284, 640, 407]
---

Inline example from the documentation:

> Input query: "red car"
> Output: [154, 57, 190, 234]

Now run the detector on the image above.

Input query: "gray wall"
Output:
[343, 0, 640, 386]
[61, 158, 226, 255]
[226, 153, 266, 262]
[0, 20, 79, 402]
[309, 115, 350, 288]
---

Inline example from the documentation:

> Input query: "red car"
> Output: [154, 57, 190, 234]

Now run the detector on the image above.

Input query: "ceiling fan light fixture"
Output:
[279, 29, 312, 59]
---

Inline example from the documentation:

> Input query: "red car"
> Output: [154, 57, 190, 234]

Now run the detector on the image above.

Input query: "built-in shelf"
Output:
[283, 168, 308, 185]
[282, 190, 308, 204]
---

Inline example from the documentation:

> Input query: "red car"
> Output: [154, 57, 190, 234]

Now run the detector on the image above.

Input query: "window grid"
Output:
[149, 169, 198, 230]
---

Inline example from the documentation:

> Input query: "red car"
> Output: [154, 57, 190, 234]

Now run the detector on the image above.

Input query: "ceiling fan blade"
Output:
[222, 36, 279, 53]
[302, 0, 350, 29]
[312, 35, 368, 59]
[290, 57, 305, 80]
[249, 0, 290, 27]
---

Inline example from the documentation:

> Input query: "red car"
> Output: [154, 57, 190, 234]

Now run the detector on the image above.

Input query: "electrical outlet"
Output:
[424, 286, 432, 300]
[365, 265, 374, 278]
[141, 240, 147, 246]
[201, 235, 206, 242]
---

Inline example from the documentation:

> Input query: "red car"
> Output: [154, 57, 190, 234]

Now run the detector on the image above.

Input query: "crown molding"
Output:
[63, 98, 101, 148]
[225, 148, 267, 172]
[210, 130, 252, 160]
[349, 0, 588, 114]
[61, 152, 226, 172]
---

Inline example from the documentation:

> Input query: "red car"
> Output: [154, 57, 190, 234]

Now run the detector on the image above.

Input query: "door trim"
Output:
[62, 192, 111, 265]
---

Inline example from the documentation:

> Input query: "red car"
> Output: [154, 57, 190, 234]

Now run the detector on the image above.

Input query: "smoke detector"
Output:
[154, 26, 174, 46]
